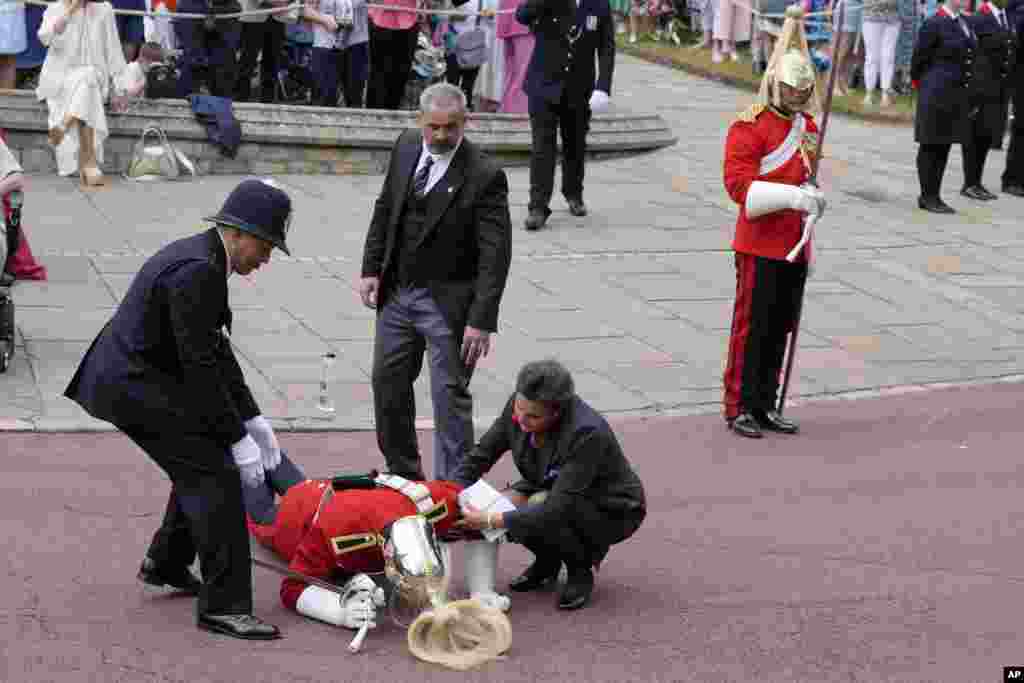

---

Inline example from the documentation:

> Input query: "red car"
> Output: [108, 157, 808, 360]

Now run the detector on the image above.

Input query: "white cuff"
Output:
[296, 585, 346, 627]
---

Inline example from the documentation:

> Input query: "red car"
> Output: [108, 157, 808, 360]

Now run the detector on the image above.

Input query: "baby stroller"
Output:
[277, 21, 315, 104]
[0, 191, 22, 373]
[401, 31, 447, 110]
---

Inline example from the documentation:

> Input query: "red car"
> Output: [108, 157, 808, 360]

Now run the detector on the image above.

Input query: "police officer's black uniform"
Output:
[962, 3, 1015, 199]
[911, 6, 976, 213]
[517, 0, 614, 230]
[1001, 11, 1024, 194]
[65, 180, 292, 640]
[174, 0, 243, 98]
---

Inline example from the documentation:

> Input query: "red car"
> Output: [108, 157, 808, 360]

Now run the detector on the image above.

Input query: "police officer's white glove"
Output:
[588, 89, 610, 113]
[244, 415, 281, 471]
[798, 183, 827, 217]
[230, 434, 265, 488]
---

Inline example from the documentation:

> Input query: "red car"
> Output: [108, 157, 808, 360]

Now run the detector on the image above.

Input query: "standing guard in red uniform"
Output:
[721, 6, 827, 439]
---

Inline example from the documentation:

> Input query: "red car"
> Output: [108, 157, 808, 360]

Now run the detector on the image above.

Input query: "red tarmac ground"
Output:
[3, 382, 1023, 682]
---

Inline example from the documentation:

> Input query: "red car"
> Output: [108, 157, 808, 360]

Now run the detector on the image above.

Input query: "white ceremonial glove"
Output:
[337, 573, 383, 629]
[230, 434, 265, 488]
[244, 415, 282, 471]
[588, 89, 610, 113]
[344, 572, 386, 608]
[471, 591, 512, 612]
[798, 183, 827, 217]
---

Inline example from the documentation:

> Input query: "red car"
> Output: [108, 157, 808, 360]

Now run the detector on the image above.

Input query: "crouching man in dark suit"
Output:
[454, 359, 647, 611]
[359, 81, 512, 482]
[65, 179, 294, 641]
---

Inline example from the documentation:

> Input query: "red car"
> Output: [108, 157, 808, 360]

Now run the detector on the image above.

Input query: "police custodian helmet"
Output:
[206, 178, 293, 255]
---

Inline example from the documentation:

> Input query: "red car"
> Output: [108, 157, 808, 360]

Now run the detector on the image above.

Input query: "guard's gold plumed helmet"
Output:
[757, 6, 823, 114]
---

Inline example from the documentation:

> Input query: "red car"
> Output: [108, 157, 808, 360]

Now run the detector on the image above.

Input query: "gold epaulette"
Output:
[735, 104, 765, 124]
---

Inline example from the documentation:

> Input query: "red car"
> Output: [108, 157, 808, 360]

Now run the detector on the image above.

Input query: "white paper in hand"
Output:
[458, 479, 517, 542]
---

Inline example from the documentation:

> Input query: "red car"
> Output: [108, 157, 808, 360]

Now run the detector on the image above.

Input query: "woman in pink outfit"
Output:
[497, 0, 533, 113]
[366, 0, 421, 109]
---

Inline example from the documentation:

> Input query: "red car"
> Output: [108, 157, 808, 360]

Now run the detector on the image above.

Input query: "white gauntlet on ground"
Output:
[230, 434, 265, 488]
[463, 539, 511, 612]
[295, 574, 385, 629]
[745, 181, 827, 218]
[244, 415, 281, 471]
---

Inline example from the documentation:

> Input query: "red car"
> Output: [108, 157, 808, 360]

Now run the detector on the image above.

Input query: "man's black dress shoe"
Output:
[138, 557, 202, 596]
[1002, 184, 1024, 197]
[918, 196, 956, 213]
[961, 185, 991, 201]
[976, 185, 998, 200]
[728, 412, 763, 439]
[509, 558, 561, 592]
[567, 198, 588, 217]
[197, 613, 281, 640]
[524, 210, 548, 231]
[755, 409, 800, 434]
[558, 566, 594, 610]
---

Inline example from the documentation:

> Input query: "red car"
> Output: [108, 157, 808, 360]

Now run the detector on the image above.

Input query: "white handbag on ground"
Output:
[124, 126, 196, 181]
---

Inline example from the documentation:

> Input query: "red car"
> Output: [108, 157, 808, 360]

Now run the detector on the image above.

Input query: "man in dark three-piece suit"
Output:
[518, 0, 615, 231]
[65, 179, 294, 641]
[360, 81, 512, 482]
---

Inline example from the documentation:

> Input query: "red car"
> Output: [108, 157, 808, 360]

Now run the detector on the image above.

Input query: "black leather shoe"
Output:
[558, 567, 594, 610]
[755, 409, 800, 434]
[524, 210, 548, 231]
[197, 613, 281, 640]
[138, 557, 202, 596]
[728, 412, 763, 439]
[1002, 184, 1024, 197]
[961, 185, 990, 201]
[976, 185, 998, 200]
[918, 196, 956, 213]
[509, 558, 561, 592]
[567, 198, 588, 217]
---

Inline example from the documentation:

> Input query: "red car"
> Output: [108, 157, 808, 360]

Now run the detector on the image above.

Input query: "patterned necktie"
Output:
[413, 156, 434, 197]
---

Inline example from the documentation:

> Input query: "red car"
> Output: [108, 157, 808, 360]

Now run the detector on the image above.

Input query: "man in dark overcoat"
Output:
[911, 0, 977, 213]
[517, 0, 615, 231]
[1001, 7, 1024, 195]
[65, 179, 293, 640]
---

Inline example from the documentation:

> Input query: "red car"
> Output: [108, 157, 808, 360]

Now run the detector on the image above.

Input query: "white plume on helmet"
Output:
[757, 6, 823, 114]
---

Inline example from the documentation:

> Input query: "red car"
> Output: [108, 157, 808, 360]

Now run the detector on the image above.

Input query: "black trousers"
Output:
[961, 115, 993, 189]
[311, 43, 369, 108]
[1003, 99, 1024, 188]
[527, 91, 591, 215]
[917, 143, 953, 199]
[512, 496, 645, 571]
[365, 23, 418, 110]
[122, 425, 252, 617]
[234, 19, 285, 103]
[723, 253, 808, 420]
[445, 53, 480, 111]
[173, 0, 242, 98]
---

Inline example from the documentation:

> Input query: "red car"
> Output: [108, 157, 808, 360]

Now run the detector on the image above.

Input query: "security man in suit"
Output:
[962, 0, 1015, 199]
[174, 0, 243, 98]
[1001, 8, 1024, 195]
[359, 82, 512, 482]
[518, 0, 615, 231]
[911, 0, 977, 213]
[65, 179, 294, 641]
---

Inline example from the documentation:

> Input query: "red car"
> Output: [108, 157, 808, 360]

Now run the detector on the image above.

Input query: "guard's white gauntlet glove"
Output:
[230, 434, 265, 488]
[588, 89, 610, 113]
[244, 415, 281, 471]
[295, 574, 384, 630]
[798, 182, 827, 217]
[745, 181, 827, 218]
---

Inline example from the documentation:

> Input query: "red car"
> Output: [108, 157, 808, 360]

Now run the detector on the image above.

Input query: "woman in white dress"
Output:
[37, 0, 135, 186]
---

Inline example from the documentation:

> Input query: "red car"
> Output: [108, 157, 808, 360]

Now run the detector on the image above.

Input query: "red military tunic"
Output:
[723, 105, 819, 262]
[248, 480, 463, 611]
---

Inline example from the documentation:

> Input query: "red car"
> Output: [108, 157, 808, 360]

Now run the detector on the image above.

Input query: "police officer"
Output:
[911, 0, 976, 213]
[174, 0, 243, 98]
[962, 0, 1015, 199]
[65, 179, 294, 640]
[518, 0, 615, 231]
[1001, 5, 1024, 195]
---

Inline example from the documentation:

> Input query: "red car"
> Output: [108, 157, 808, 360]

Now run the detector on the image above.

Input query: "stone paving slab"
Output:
[2, 55, 1024, 430]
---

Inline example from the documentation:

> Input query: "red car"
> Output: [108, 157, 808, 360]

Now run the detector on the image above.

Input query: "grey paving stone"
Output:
[17, 307, 115, 342]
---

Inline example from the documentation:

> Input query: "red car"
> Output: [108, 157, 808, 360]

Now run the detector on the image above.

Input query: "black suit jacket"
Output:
[911, 12, 977, 144]
[361, 130, 512, 337]
[517, 0, 615, 105]
[452, 394, 646, 541]
[65, 228, 258, 447]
